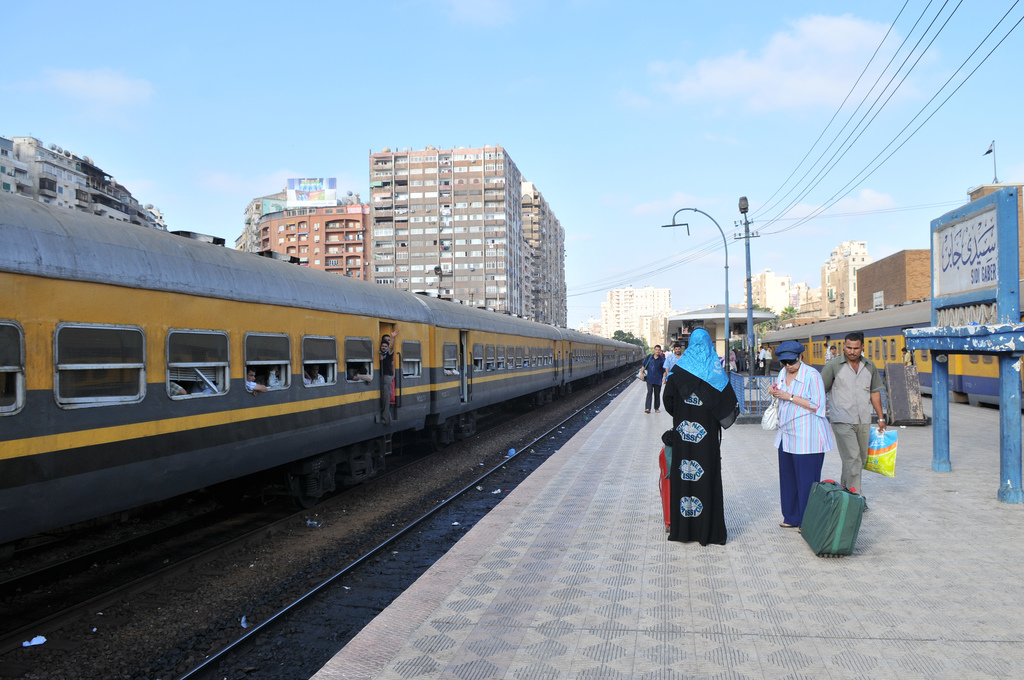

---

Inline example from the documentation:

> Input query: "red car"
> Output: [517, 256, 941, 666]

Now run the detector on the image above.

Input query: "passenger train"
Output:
[763, 299, 1010, 407]
[0, 193, 638, 548]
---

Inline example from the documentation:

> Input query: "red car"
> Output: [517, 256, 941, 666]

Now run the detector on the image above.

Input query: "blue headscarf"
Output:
[675, 328, 729, 391]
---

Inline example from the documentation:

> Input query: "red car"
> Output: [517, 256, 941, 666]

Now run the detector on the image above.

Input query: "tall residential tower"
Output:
[369, 145, 525, 315]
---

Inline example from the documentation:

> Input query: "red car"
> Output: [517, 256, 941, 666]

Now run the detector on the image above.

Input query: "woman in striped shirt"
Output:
[769, 340, 836, 529]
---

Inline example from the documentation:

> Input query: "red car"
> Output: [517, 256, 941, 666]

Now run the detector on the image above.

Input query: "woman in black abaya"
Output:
[661, 329, 739, 546]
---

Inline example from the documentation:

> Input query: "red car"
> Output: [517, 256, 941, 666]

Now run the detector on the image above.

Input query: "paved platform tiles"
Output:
[315, 381, 1024, 680]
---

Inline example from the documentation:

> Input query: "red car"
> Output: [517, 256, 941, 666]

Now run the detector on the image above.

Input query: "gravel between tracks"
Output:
[0, 374, 629, 680]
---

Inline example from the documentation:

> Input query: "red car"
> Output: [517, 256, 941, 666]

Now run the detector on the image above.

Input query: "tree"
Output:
[612, 330, 647, 353]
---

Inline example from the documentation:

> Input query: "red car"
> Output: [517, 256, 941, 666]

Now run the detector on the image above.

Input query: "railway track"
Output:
[0, 372, 632, 679]
[176, 375, 631, 680]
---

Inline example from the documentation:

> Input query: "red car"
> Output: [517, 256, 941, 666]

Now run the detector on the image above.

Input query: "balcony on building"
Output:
[38, 178, 57, 198]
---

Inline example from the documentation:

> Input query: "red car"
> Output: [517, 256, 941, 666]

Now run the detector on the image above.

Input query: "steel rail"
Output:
[174, 373, 633, 680]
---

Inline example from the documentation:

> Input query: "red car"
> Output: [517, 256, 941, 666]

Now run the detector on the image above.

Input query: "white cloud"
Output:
[653, 14, 895, 112]
[830, 188, 896, 215]
[615, 89, 653, 110]
[25, 68, 154, 113]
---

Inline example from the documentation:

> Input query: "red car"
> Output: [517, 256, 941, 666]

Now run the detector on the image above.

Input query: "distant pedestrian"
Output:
[642, 345, 665, 413]
[820, 332, 886, 501]
[662, 342, 683, 383]
[735, 347, 747, 373]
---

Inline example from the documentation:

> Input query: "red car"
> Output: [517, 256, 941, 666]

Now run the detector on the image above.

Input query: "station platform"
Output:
[314, 380, 1024, 679]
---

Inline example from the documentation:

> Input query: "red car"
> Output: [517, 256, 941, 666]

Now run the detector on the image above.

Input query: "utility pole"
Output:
[737, 197, 758, 373]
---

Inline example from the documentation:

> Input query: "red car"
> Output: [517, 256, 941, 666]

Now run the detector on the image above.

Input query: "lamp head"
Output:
[738, 196, 749, 214]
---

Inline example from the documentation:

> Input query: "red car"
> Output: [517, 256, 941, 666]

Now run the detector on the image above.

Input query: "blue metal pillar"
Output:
[998, 355, 1023, 502]
[931, 355, 951, 472]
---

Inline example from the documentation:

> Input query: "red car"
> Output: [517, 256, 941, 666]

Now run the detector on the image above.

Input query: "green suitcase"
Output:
[801, 480, 864, 557]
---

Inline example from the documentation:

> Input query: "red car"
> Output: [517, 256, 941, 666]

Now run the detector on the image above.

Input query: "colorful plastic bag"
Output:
[865, 427, 897, 477]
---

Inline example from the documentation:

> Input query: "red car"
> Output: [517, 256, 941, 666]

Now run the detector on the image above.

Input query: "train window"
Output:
[882, 340, 888, 361]
[485, 344, 495, 371]
[247, 333, 293, 389]
[496, 345, 506, 370]
[0, 321, 25, 415]
[530, 348, 537, 367]
[969, 354, 980, 364]
[344, 337, 374, 384]
[303, 336, 338, 386]
[873, 340, 880, 361]
[443, 343, 459, 375]
[920, 349, 929, 362]
[523, 347, 530, 368]
[506, 345, 514, 369]
[473, 344, 484, 372]
[167, 330, 229, 399]
[515, 346, 524, 368]
[401, 340, 422, 378]
[57, 324, 146, 406]
[890, 339, 897, 361]
[982, 354, 994, 364]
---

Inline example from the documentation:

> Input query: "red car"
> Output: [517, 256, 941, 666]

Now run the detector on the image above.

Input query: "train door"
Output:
[378, 321, 399, 417]
[552, 343, 558, 382]
[568, 343, 574, 377]
[459, 330, 470, 402]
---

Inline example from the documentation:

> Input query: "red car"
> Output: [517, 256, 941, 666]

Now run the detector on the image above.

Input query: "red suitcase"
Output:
[658, 446, 671, 531]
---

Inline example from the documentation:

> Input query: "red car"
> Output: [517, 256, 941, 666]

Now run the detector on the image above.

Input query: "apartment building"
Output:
[368, 145, 525, 315]
[0, 137, 16, 194]
[600, 286, 672, 347]
[256, 198, 370, 279]
[238, 191, 286, 253]
[748, 268, 793, 313]
[822, 241, 871, 317]
[9, 136, 161, 229]
[521, 181, 566, 326]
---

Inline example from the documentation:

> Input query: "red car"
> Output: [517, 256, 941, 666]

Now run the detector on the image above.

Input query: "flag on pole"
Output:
[984, 142, 994, 156]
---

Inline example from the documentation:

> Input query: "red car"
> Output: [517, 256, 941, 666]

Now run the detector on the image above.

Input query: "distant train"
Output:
[0, 193, 638, 548]
[763, 300, 1009, 406]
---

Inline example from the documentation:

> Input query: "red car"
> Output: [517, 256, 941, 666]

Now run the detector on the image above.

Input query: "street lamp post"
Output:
[738, 197, 756, 373]
[662, 208, 729, 374]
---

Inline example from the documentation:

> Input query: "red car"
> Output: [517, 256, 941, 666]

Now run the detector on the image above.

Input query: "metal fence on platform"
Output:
[730, 373, 774, 415]
[728, 370, 890, 418]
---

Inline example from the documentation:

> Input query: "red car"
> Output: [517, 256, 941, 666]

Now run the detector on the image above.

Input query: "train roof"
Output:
[763, 301, 932, 343]
[0, 193, 634, 351]
[0, 192, 434, 323]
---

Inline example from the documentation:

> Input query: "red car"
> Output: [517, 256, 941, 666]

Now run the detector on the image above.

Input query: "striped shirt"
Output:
[773, 362, 836, 454]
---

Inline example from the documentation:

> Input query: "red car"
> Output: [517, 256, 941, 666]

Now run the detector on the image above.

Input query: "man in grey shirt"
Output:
[820, 331, 886, 499]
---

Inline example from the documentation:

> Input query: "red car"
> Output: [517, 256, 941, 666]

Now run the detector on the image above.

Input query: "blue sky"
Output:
[4, 1, 1022, 328]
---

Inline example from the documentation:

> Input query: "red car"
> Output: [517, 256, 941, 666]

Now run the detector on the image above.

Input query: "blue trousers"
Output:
[778, 445, 824, 527]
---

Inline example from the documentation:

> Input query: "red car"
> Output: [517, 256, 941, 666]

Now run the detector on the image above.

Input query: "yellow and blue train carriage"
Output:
[0, 192, 636, 547]
[763, 298, 1019, 407]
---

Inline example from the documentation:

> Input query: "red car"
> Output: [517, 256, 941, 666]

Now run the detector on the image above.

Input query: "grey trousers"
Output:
[832, 422, 870, 494]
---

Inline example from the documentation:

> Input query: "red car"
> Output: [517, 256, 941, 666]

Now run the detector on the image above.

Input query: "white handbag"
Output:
[761, 398, 779, 431]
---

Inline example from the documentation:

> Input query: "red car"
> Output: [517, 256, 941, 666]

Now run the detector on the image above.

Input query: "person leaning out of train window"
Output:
[347, 365, 372, 384]
[303, 365, 326, 386]
[267, 367, 282, 388]
[769, 340, 836, 530]
[902, 346, 913, 366]
[245, 368, 268, 395]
